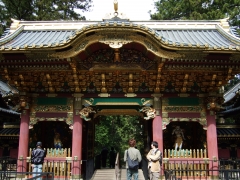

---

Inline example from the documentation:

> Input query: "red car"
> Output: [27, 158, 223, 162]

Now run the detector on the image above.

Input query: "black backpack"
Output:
[155, 149, 162, 166]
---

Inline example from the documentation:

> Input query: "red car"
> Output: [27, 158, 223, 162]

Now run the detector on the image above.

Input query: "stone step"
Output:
[91, 168, 145, 180]
[91, 169, 115, 180]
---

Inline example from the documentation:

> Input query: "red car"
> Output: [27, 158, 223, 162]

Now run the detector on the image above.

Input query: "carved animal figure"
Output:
[140, 106, 156, 120]
[79, 107, 96, 121]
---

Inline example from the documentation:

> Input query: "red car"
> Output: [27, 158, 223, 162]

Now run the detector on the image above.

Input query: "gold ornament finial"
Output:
[114, 0, 118, 12]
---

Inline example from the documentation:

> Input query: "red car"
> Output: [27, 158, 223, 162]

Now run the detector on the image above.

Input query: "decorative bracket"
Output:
[139, 106, 156, 120]
[79, 106, 96, 121]
[206, 96, 224, 111]
[99, 33, 132, 49]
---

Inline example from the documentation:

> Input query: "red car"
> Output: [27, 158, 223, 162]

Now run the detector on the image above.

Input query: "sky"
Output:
[83, 0, 156, 21]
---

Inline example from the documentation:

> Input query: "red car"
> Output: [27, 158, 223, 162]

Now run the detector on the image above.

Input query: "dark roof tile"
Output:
[217, 128, 240, 137]
[0, 128, 19, 136]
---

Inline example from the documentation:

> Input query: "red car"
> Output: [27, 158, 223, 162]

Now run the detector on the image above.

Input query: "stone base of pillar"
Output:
[209, 175, 219, 180]
[16, 174, 26, 178]
[160, 175, 165, 179]
[71, 174, 82, 179]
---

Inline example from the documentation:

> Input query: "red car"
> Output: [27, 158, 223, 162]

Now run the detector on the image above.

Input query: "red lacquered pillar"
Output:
[206, 110, 219, 178]
[152, 95, 163, 152]
[152, 95, 163, 176]
[152, 114, 163, 152]
[17, 104, 30, 176]
[71, 95, 83, 179]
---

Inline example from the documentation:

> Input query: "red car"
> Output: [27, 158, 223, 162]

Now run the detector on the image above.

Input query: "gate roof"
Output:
[0, 18, 240, 95]
[0, 19, 239, 52]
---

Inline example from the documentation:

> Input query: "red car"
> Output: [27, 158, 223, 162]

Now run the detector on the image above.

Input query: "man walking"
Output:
[147, 141, 161, 180]
[31, 142, 46, 180]
[124, 138, 142, 180]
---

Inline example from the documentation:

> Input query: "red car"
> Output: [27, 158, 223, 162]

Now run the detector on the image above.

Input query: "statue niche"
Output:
[163, 122, 206, 151]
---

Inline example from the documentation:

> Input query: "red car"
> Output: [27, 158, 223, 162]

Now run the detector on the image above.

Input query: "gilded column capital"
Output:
[18, 92, 31, 110]
[151, 93, 163, 98]
[205, 96, 224, 111]
[73, 94, 83, 111]
[151, 94, 162, 116]
[72, 93, 84, 98]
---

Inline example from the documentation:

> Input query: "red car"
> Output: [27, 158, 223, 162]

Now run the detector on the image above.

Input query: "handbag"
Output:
[127, 151, 139, 170]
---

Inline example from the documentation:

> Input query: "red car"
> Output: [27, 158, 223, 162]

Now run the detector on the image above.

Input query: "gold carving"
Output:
[70, 60, 81, 92]
[99, 33, 132, 48]
[82, 98, 94, 106]
[162, 112, 168, 118]
[46, 26, 183, 59]
[33, 105, 71, 112]
[75, 110, 79, 115]
[101, 73, 107, 92]
[19, 95, 30, 110]
[96, 102, 139, 105]
[162, 117, 207, 130]
[210, 111, 214, 116]
[124, 93, 137, 97]
[66, 112, 73, 125]
[163, 106, 203, 112]
[2, 21, 239, 96]
[95, 109, 142, 117]
[151, 93, 163, 98]
[22, 110, 27, 115]
[25, 53, 50, 60]
[139, 106, 156, 120]
[31, 93, 39, 97]
[141, 98, 153, 106]
[206, 96, 224, 111]
[72, 93, 84, 98]
[46, 93, 57, 97]
[143, 40, 158, 52]
[129, 34, 181, 59]
[74, 40, 89, 52]
[114, 48, 120, 62]
[79, 107, 96, 121]
[74, 98, 82, 110]
[197, 94, 206, 98]
[162, 98, 169, 105]
[98, 93, 110, 97]
[180, 52, 207, 60]
[30, 114, 73, 128]
[128, 73, 133, 93]
[154, 62, 164, 93]
[178, 93, 190, 97]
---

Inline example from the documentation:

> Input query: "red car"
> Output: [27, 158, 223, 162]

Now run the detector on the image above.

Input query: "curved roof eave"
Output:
[0, 107, 21, 115]
[0, 81, 19, 98]
[0, 20, 240, 53]
[223, 82, 240, 103]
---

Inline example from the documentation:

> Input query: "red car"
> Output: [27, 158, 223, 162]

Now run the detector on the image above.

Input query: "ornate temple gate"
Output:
[1, 3, 240, 178]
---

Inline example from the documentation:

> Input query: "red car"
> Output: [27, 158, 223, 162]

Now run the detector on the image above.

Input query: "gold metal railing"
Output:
[163, 160, 209, 177]
[27, 148, 72, 178]
[29, 148, 71, 158]
[164, 149, 207, 158]
[163, 149, 209, 178]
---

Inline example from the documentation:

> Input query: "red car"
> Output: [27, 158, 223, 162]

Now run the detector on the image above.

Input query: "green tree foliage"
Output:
[95, 115, 145, 159]
[34, 0, 92, 20]
[1, 0, 35, 20]
[0, 0, 92, 36]
[151, 0, 240, 26]
[0, 2, 8, 35]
